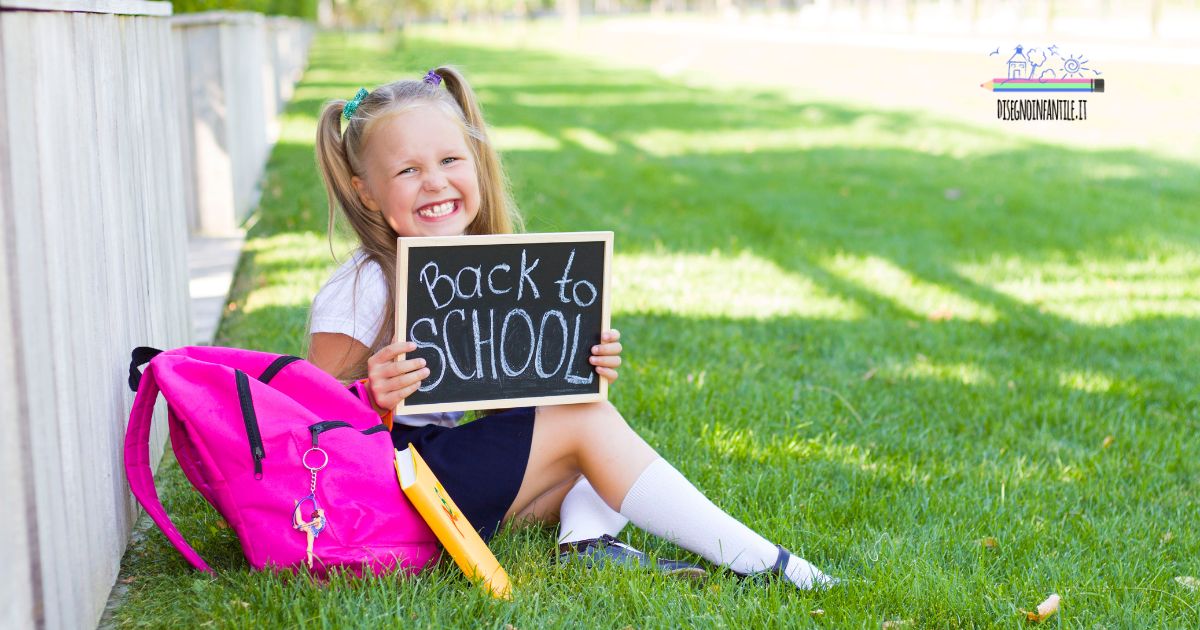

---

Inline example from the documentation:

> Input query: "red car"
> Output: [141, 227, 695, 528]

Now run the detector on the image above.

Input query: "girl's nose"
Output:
[423, 172, 448, 192]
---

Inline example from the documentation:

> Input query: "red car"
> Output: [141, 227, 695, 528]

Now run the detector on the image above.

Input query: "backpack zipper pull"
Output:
[253, 446, 264, 479]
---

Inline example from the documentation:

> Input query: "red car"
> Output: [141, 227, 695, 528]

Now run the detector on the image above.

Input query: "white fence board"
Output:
[28, 14, 79, 629]
[0, 11, 37, 630]
[0, 0, 170, 15]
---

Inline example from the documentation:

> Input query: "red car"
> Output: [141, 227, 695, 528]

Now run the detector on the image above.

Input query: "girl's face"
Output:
[352, 105, 481, 238]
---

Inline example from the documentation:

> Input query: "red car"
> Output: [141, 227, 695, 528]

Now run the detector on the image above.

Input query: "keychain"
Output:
[293, 447, 329, 569]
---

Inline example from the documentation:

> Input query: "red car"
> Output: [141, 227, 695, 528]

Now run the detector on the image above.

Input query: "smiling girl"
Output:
[307, 67, 835, 589]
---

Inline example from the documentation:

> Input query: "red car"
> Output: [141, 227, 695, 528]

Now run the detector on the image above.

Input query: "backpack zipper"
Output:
[234, 370, 266, 479]
[308, 420, 389, 447]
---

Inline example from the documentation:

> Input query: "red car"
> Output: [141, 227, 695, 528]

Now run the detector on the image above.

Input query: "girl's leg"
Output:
[508, 474, 580, 526]
[555, 477, 629, 545]
[505, 402, 833, 589]
[508, 473, 632, 546]
[510, 468, 704, 577]
[503, 401, 658, 519]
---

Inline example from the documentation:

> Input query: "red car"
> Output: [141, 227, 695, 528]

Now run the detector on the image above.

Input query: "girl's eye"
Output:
[398, 167, 416, 176]
[441, 157, 458, 166]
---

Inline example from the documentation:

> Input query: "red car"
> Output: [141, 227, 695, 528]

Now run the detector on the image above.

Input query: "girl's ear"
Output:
[351, 175, 380, 212]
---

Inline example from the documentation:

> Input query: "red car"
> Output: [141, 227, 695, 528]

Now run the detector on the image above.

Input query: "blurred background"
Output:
[316, 0, 1200, 158]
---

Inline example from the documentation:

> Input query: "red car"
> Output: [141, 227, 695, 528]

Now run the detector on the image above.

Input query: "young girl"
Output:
[308, 67, 834, 590]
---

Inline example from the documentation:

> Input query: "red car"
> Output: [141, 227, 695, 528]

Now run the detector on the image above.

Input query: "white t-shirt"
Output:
[310, 251, 463, 429]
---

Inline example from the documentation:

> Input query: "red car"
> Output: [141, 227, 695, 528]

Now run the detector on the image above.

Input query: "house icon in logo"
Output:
[1007, 45, 1029, 79]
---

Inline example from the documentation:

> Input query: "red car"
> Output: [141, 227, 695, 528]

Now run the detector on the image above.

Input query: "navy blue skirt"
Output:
[390, 407, 535, 542]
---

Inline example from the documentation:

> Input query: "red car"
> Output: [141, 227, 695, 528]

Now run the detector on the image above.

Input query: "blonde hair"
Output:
[314, 66, 522, 380]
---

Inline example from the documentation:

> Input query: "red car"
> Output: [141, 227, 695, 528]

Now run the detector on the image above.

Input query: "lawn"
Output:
[110, 30, 1200, 628]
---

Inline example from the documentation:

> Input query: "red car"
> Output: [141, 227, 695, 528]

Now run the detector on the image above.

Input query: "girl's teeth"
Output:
[418, 201, 455, 218]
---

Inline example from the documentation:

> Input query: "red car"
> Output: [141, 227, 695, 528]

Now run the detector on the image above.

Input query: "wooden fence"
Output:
[0, 1, 311, 627]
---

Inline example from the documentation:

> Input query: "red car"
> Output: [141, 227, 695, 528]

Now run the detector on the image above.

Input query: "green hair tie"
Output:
[342, 88, 368, 121]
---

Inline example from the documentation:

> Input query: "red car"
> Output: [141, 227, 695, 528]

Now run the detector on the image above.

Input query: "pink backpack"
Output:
[125, 346, 440, 576]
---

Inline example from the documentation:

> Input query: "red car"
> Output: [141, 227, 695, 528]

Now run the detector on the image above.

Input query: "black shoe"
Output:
[733, 545, 838, 590]
[553, 534, 707, 579]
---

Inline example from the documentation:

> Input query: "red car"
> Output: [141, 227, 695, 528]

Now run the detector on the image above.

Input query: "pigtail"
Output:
[313, 98, 399, 380]
[315, 101, 359, 246]
[435, 66, 522, 236]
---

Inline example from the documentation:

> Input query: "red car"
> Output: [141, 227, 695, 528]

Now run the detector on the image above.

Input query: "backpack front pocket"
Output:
[289, 421, 437, 569]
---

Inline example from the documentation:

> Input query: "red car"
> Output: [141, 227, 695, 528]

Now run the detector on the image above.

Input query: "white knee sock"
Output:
[557, 477, 629, 545]
[618, 458, 833, 589]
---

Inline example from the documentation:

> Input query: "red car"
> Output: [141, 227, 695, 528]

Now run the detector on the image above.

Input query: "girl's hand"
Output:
[589, 329, 623, 383]
[366, 341, 429, 412]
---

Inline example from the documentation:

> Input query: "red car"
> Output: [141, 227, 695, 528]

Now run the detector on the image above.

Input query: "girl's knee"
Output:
[539, 400, 628, 432]
[578, 400, 632, 435]
[538, 401, 634, 448]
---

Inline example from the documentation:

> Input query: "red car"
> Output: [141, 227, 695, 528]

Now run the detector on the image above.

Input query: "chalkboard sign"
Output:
[394, 232, 613, 414]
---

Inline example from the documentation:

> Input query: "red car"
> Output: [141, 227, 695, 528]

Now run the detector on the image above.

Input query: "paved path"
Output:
[188, 232, 244, 345]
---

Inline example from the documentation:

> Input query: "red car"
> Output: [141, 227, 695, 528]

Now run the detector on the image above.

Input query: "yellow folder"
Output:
[395, 444, 512, 599]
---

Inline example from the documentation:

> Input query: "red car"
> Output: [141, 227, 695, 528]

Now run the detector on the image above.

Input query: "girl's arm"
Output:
[589, 329, 623, 382]
[308, 332, 371, 381]
[308, 333, 429, 414]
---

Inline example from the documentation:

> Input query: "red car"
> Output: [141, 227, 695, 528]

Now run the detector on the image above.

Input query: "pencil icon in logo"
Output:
[981, 78, 1105, 93]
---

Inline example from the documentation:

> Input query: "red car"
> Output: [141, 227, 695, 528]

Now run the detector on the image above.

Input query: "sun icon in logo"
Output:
[1061, 54, 1092, 78]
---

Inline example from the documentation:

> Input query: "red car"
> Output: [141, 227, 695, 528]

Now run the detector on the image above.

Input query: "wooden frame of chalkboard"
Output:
[394, 231, 613, 415]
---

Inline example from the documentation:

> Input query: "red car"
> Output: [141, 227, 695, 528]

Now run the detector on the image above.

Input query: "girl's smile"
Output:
[415, 198, 461, 220]
[352, 105, 481, 237]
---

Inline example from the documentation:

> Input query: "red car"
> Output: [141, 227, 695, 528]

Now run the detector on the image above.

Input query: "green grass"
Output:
[111, 31, 1200, 628]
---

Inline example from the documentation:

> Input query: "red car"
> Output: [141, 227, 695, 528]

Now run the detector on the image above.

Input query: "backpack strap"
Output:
[123, 355, 214, 574]
[257, 354, 302, 384]
[350, 378, 393, 430]
[127, 346, 162, 391]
